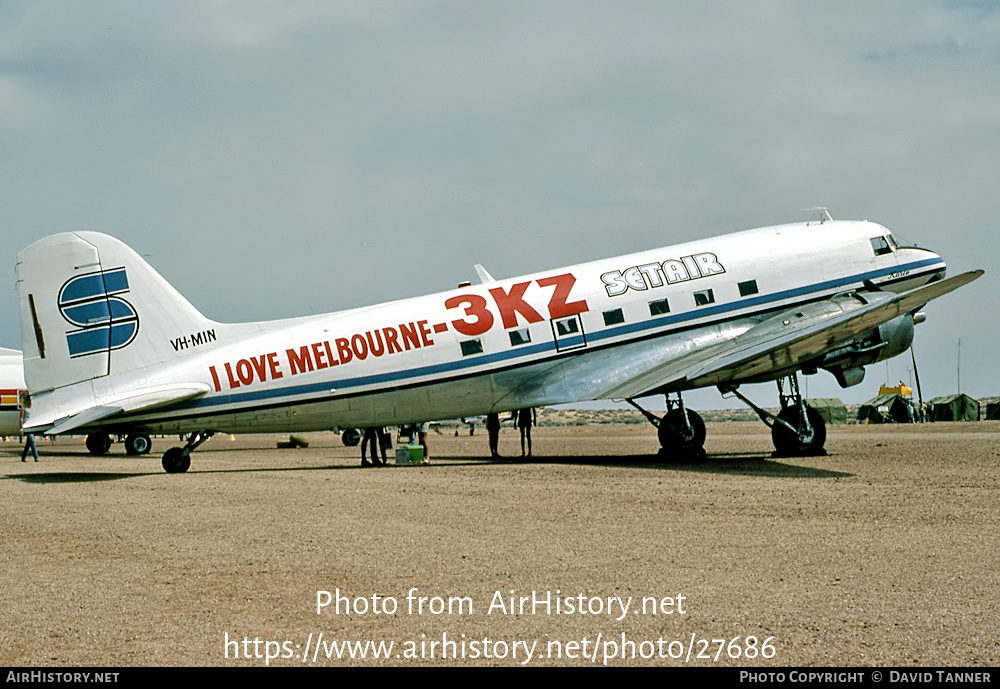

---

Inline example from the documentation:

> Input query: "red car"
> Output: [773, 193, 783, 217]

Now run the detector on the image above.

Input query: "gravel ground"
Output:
[1, 421, 997, 667]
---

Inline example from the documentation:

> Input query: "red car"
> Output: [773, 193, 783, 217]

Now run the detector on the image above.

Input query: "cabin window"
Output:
[550, 315, 586, 351]
[508, 328, 531, 346]
[738, 280, 759, 297]
[460, 339, 484, 356]
[871, 236, 893, 256]
[603, 308, 625, 326]
[555, 318, 579, 337]
[648, 299, 670, 316]
[694, 289, 715, 306]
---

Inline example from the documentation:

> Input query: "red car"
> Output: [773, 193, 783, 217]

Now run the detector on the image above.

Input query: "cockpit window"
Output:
[871, 236, 893, 256]
[886, 234, 899, 249]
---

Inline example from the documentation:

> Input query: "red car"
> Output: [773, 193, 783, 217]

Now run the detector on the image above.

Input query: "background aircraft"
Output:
[0, 348, 26, 438]
[15, 218, 980, 471]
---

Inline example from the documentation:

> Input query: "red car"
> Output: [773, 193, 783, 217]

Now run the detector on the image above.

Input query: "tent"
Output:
[985, 399, 1000, 421]
[928, 394, 980, 422]
[858, 394, 913, 424]
[804, 398, 848, 425]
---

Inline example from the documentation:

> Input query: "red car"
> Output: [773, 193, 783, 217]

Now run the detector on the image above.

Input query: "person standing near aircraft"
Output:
[486, 412, 501, 459]
[360, 427, 384, 467]
[513, 408, 536, 458]
[19, 392, 37, 462]
[376, 427, 392, 463]
[417, 422, 430, 464]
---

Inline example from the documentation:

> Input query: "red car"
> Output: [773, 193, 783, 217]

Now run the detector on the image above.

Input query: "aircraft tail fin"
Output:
[16, 231, 219, 394]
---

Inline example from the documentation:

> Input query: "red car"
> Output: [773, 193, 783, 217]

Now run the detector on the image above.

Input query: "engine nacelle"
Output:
[820, 314, 916, 388]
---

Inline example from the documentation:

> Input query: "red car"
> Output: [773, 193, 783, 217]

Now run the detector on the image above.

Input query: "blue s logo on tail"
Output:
[58, 267, 139, 358]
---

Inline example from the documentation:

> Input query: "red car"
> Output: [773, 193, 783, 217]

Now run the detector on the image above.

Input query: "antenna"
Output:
[474, 264, 495, 284]
[957, 338, 962, 394]
[804, 207, 833, 225]
[911, 345, 925, 421]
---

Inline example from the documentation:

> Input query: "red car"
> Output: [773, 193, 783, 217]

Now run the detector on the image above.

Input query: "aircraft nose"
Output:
[899, 245, 946, 283]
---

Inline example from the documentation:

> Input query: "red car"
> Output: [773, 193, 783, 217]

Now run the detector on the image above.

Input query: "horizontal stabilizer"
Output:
[46, 405, 122, 435]
[40, 383, 212, 435]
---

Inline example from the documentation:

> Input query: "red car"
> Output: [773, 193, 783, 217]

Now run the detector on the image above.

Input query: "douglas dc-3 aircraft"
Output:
[16, 213, 981, 472]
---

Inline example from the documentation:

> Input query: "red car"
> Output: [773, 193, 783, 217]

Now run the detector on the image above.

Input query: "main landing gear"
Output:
[720, 373, 827, 457]
[85, 432, 153, 456]
[125, 434, 152, 456]
[86, 433, 113, 455]
[631, 373, 828, 460]
[628, 394, 706, 460]
[162, 431, 214, 474]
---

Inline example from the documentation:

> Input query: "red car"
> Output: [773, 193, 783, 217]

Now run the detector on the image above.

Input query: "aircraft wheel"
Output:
[657, 409, 706, 456]
[125, 434, 152, 456]
[772, 406, 827, 456]
[86, 433, 112, 455]
[162, 447, 191, 473]
[341, 428, 361, 446]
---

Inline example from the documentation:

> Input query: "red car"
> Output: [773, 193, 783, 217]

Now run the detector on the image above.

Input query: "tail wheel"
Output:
[86, 433, 112, 455]
[125, 434, 152, 456]
[657, 409, 706, 454]
[772, 406, 827, 456]
[162, 447, 191, 473]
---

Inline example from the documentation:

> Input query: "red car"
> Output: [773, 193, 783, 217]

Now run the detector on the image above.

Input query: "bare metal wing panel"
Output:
[598, 270, 982, 400]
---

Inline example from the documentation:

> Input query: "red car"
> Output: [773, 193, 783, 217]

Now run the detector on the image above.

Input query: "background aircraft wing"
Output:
[597, 270, 983, 400]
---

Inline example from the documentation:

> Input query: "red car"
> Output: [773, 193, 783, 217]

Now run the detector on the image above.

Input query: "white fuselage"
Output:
[24, 221, 946, 435]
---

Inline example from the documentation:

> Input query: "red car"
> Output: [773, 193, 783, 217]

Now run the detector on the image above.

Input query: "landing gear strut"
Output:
[721, 374, 827, 457]
[628, 394, 706, 460]
[162, 431, 214, 473]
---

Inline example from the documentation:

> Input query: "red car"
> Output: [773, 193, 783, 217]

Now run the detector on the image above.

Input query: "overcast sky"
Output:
[1, 1, 996, 409]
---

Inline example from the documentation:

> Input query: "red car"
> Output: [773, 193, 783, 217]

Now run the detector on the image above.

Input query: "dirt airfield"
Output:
[1, 421, 997, 667]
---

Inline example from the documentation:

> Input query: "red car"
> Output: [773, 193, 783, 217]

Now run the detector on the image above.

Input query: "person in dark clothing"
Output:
[486, 413, 501, 459]
[361, 427, 384, 466]
[513, 408, 536, 458]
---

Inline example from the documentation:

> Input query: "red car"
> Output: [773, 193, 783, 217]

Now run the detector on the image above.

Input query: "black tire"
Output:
[341, 428, 361, 447]
[125, 434, 152, 456]
[162, 447, 191, 473]
[772, 405, 827, 456]
[657, 409, 706, 455]
[86, 433, 112, 455]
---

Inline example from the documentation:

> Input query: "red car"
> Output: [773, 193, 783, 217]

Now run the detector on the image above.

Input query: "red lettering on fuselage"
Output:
[445, 294, 495, 336]
[207, 321, 439, 392]
[287, 346, 314, 375]
[489, 282, 544, 328]
[444, 271, 590, 337]
[537, 273, 589, 319]
[399, 322, 420, 350]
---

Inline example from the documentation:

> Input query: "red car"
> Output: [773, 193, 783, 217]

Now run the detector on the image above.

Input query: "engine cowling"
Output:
[820, 314, 916, 388]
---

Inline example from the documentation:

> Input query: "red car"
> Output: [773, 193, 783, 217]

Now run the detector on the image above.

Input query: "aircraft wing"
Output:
[599, 270, 983, 400]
